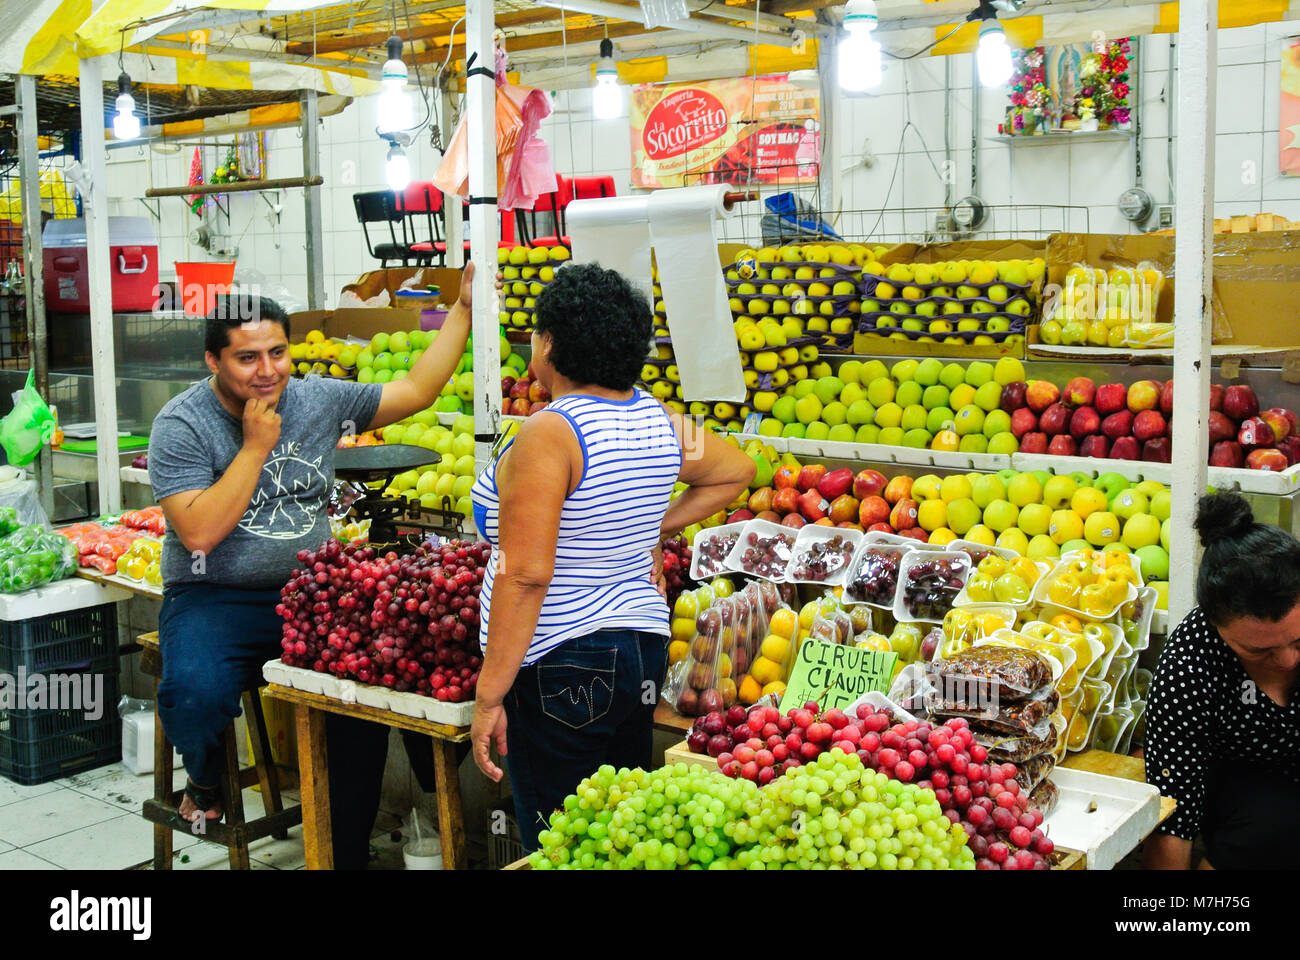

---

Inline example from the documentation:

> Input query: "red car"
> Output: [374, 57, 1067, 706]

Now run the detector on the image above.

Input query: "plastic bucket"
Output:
[403, 836, 443, 869]
[174, 261, 236, 317]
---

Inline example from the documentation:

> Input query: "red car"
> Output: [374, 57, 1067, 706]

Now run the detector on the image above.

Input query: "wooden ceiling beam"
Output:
[285, 7, 570, 56]
[413, 20, 663, 66]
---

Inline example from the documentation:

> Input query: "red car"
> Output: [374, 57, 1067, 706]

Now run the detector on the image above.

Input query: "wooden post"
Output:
[1168, 1, 1217, 626]
[467, 0, 501, 473]
[16, 75, 53, 521]
[76, 57, 122, 515]
[294, 703, 334, 869]
[431, 738, 467, 870]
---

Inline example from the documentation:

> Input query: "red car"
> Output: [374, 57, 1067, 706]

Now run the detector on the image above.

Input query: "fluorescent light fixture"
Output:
[113, 72, 141, 140]
[838, 0, 881, 92]
[377, 36, 413, 135]
[385, 141, 410, 191]
[593, 38, 623, 119]
[977, 18, 1013, 87]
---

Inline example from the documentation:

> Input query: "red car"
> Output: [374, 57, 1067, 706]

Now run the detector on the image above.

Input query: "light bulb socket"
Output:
[596, 37, 617, 78]
[978, 18, 1006, 41]
[599, 38, 614, 60]
[843, 0, 879, 28]
[386, 36, 403, 61]
[117, 72, 132, 96]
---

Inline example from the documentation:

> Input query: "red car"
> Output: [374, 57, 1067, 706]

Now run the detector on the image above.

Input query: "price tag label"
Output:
[781, 638, 897, 712]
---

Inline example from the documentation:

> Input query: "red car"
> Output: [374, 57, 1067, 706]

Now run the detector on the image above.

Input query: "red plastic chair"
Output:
[412, 201, 518, 262]
[570, 175, 617, 200]
[396, 181, 445, 266]
[515, 175, 572, 248]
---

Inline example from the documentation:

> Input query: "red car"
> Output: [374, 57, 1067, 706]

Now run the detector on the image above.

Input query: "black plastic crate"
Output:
[0, 603, 118, 675]
[0, 667, 121, 785]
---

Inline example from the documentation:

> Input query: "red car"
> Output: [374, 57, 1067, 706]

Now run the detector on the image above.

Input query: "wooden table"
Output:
[75, 566, 163, 601]
[263, 684, 471, 870]
[653, 702, 693, 735]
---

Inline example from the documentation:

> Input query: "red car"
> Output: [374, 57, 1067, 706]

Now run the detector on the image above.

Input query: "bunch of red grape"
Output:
[659, 534, 695, 610]
[689, 700, 1055, 869]
[277, 537, 490, 702]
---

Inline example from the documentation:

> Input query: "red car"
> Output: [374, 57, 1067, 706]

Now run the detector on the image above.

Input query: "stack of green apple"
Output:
[380, 413, 480, 518]
[498, 244, 571, 331]
[757, 356, 1028, 455]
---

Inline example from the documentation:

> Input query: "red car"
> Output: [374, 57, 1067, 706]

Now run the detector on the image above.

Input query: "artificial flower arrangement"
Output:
[1003, 47, 1057, 135]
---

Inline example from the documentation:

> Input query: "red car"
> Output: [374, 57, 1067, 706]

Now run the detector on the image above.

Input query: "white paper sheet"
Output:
[567, 195, 655, 302]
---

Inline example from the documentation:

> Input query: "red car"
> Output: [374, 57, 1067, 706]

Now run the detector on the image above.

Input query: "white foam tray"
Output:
[1041, 766, 1161, 870]
[0, 576, 132, 621]
[262, 659, 474, 727]
[120, 466, 151, 486]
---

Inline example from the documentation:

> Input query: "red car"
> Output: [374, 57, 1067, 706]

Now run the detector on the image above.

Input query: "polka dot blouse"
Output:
[1146, 607, 1300, 840]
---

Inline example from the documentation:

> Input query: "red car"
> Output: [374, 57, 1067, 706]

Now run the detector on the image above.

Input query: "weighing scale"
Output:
[333, 444, 468, 549]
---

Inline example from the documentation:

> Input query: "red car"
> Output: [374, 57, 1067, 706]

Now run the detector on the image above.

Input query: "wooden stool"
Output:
[137, 632, 303, 869]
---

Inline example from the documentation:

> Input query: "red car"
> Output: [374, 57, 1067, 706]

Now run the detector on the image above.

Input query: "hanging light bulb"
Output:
[385, 141, 410, 191]
[592, 38, 622, 120]
[838, 0, 882, 92]
[977, 18, 1013, 87]
[377, 36, 413, 135]
[113, 72, 141, 140]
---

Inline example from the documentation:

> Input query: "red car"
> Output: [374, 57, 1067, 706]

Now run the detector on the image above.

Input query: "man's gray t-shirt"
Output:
[148, 376, 382, 589]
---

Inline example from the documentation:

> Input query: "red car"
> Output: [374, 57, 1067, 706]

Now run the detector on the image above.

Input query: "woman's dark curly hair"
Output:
[532, 262, 652, 391]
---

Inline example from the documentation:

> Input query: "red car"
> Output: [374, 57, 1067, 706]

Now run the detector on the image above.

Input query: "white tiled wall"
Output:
[97, 22, 1298, 308]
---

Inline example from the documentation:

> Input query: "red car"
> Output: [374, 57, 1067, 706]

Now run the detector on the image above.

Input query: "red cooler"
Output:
[43, 216, 159, 312]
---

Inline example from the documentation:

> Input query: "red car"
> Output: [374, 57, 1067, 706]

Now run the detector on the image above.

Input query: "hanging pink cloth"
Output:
[432, 48, 523, 197]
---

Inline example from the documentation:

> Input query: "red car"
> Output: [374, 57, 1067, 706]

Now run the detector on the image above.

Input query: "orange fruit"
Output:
[768, 608, 797, 639]
[761, 680, 786, 700]
[668, 640, 689, 665]
[738, 675, 762, 705]
[749, 655, 782, 686]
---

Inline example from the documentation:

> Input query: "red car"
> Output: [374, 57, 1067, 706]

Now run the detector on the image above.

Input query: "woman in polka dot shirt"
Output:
[1143, 492, 1300, 870]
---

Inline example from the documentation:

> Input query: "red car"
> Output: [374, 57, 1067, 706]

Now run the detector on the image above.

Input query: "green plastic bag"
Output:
[0, 370, 55, 466]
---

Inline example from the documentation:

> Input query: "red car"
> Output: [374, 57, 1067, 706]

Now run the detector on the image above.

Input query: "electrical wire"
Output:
[882, 21, 966, 61]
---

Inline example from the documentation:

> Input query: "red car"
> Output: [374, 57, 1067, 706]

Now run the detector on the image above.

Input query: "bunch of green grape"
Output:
[529, 752, 974, 870]
[531, 763, 761, 870]
[735, 749, 977, 870]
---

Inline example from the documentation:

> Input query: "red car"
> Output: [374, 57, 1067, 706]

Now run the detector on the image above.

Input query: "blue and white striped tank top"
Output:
[469, 389, 683, 666]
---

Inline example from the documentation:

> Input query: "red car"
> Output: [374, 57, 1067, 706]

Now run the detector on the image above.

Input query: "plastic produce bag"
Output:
[0, 370, 55, 466]
[663, 596, 731, 716]
[0, 505, 18, 537]
[973, 722, 1060, 764]
[933, 645, 1056, 701]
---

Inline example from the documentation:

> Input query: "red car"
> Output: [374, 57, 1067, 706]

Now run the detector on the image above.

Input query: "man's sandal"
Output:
[183, 779, 223, 821]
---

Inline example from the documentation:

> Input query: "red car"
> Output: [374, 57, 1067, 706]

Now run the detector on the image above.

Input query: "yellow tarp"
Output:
[0, 170, 78, 224]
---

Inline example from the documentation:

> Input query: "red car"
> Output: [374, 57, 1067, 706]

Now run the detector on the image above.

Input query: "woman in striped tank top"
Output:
[469, 264, 755, 851]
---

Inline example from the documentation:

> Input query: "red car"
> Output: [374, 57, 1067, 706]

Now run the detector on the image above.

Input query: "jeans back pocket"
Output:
[537, 647, 618, 730]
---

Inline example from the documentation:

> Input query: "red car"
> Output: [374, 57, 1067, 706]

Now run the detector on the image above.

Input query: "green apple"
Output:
[846, 399, 876, 426]
[946, 498, 981, 535]
[1111, 489, 1150, 521]
[982, 499, 1020, 533]
[987, 432, 1019, 455]
[874, 402, 903, 429]
[828, 424, 857, 443]
[772, 395, 798, 423]
[793, 380, 817, 399]
[1043, 476, 1078, 509]
[982, 409, 1012, 438]
[805, 421, 831, 442]
[902, 428, 931, 448]
[939, 363, 967, 391]
[970, 474, 1006, 509]
[866, 378, 896, 407]
[434, 473, 457, 498]
[1094, 472, 1130, 502]
[878, 426, 905, 446]
[1160, 517, 1171, 551]
[901, 405, 928, 432]
[922, 385, 951, 410]
[926, 406, 955, 434]
[758, 418, 784, 438]
[1135, 544, 1169, 581]
[856, 424, 881, 444]
[1121, 513, 1162, 549]
[896, 381, 924, 408]
[781, 422, 807, 439]
[891, 359, 920, 382]
[1150, 489, 1172, 521]
[959, 434, 988, 454]
[973, 381, 1004, 413]
[840, 382, 867, 406]
[913, 474, 944, 501]
[839, 361, 863, 385]
[1017, 502, 1052, 536]
[915, 357, 944, 387]
[795, 394, 824, 424]
[453, 454, 477, 477]
[373, 369, 393, 384]
[822, 401, 848, 427]
[964, 361, 994, 387]
[813, 376, 844, 405]
[859, 360, 889, 385]
[993, 356, 1026, 386]
[953, 405, 985, 436]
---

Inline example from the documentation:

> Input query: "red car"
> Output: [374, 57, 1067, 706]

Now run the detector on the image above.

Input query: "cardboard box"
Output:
[342, 266, 465, 303]
[852, 331, 1025, 360]
[877, 239, 1048, 265]
[288, 307, 423, 342]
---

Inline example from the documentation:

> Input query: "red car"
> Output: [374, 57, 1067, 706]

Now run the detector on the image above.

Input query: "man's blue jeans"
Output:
[503, 629, 669, 853]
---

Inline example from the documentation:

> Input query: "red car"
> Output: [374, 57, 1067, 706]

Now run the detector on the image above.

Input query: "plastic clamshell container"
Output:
[725, 518, 799, 582]
[938, 605, 1018, 660]
[1049, 711, 1069, 763]
[690, 522, 747, 581]
[1133, 667, 1152, 701]
[843, 539, 912, 609]
[946, 539, 1019, 566]
[893, 550, 971, 624]
[1091, 706, 1135, 753]
[1118, 698, 1146, 755]
[1082, 622, 1125, 683]
[1116, 585, 1158, 653]
[1041, 767, 1161, 870]
[1066, 678, 1113, 752]
[1016, 621, 1106, 682]
[983, 628, 1080, 697]
[1033, 552, 1139, 622]
[786, 525, 863, 587]
[952, 558, 1049, 611]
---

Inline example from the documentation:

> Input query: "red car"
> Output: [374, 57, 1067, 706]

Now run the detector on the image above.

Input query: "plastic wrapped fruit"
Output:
[898, 553, 970, 622]
[691, 523, 744, 579]
[729, 522, 797, 581]
[1038, 549, 1140, 620]
[845, 545, 907, 607]
[940, 606, 1016, 659]
[787, 528, 860, 584]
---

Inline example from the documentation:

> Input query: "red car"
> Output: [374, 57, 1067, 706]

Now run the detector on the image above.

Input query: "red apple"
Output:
[1010, 408, 1038, 438]
[1018, 432, 1049, 454]
[1278, 436, 1300, 466]
[773, 465, 800, 490]
[1025, 380, 1061, 414]
[814, 518, 835, 527]
[1048, 435, 1078, 458]
[1247, 448, 1289, 472]
[727, 508, 755, 524]
[1207, 411, 1236, 445]
[897, 527, 929, 543]
[999, 382, 1028, 412]
[797, 489, 830, 521]
[889, 498, 919, 531]
[853, 469, 887, 499]
[1223, 385, 1260, 421]
[1127, 380, 1161, 413]
[528, 380, 551, 403]
[501, 376, 516, 397]
[1209, 440, 1244, 468]
[509, 397, 532, 416]
[1278, 409, 1299, 436]
[836, 521, 863, 530]
[1110, 436, 1141, 460]
[1141, 438, 1172, 463]
[748, 486, 775, 514]
[1262, 408, 1293, 442]
[509, 379, 530, 400]
[829, 494, 860, 524]
[796, 464, 827, 493]
[1039, 403, 1071, 436]
[772, 487, 800, 515]
[818, 467, 854, 501]
[781, 513, 808, 530]
[1159, 380, 1175, 417]
[1209, 384, 1225, 412]
[867, 522, 894, 535]
[1069, 406, 1101, 440]
[754, 510, 781, 524]
[1238, 417, 1274, 448]
[1101, 410, 1135, 440]
[859, 495, 890, 527]
[1080, 435, 1111, 459]
[1064, 376, 1096, 408]
[1132, 409, 1168, 443]
[1094, 383, 1128, 417]
[882, 475, 913, 505]
[528, 401, 549, 415]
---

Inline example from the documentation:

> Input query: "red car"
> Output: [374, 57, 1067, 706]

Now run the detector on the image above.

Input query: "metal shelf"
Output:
[988, 130, 1135, 147]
